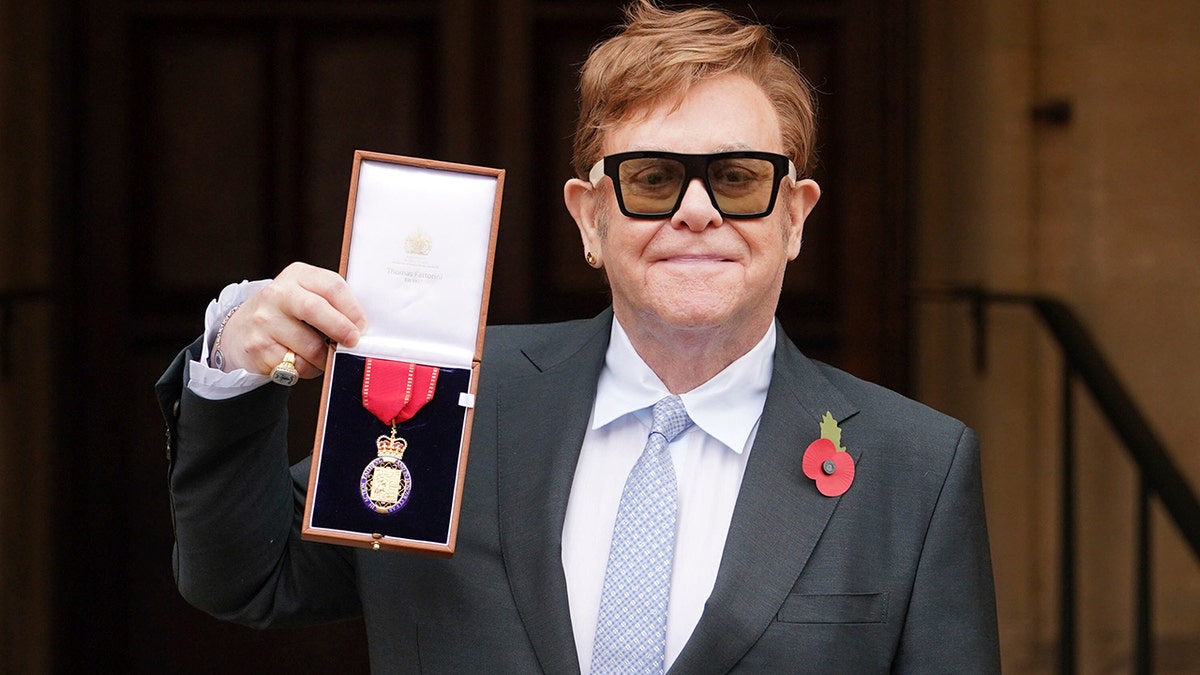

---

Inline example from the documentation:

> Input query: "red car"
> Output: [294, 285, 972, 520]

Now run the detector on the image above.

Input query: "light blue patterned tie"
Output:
[591, 395, 693, 675]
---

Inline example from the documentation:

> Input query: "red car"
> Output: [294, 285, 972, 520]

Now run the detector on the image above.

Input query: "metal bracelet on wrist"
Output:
[210, 303, 242, 371]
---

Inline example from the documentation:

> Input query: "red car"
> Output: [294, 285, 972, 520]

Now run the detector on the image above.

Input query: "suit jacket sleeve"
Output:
[893, 426, 1000, 673]
[157, 339, 361, 627]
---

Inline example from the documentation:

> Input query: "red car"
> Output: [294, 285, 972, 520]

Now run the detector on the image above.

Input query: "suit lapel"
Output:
[497, 312, 612, 675]
[669, 332, 860, 674]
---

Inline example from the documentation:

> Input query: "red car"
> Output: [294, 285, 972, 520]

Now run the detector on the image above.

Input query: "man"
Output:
[158, 2, 1000, 673]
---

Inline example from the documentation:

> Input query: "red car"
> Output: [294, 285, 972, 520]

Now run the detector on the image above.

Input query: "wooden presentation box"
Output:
[301, 150, 503, 556]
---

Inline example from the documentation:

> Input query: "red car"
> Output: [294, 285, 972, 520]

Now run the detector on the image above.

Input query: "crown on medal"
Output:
[376, 432, 408, 458]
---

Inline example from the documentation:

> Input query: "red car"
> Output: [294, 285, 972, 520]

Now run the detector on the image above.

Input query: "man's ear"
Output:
[564, 178, 604, 266]
[784, 178, 821, 260]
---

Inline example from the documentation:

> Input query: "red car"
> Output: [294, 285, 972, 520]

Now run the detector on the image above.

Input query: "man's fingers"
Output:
[300, 267, 368, 334]
[218, 263, 365, 377]
[279, 263, 366, 348]
[273, 323, 331, 379]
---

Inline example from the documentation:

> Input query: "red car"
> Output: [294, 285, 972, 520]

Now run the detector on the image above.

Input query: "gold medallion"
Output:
[360, 427, 412, 514]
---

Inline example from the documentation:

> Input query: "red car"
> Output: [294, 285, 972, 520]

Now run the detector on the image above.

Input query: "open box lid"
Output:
[339, 153, 501, 367]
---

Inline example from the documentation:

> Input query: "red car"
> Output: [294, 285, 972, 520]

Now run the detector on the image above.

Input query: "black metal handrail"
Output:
[914, 283, 1200, 675]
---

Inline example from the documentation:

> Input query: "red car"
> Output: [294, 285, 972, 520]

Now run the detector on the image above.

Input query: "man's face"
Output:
[568, 73, 820, 346]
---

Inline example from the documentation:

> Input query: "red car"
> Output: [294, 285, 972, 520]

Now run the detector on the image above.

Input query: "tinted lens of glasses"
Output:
[616, 155, 782, 217]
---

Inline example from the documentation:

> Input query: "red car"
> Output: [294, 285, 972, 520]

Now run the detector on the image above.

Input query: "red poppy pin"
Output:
[802, 412, 855, 497]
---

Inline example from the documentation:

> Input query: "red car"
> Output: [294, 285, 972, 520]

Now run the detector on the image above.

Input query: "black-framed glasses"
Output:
[589, 150, 797, 219]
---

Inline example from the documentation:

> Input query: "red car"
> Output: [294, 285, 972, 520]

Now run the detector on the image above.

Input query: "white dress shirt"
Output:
[562, 318, 774, 673]
[188, 279, 272, 400]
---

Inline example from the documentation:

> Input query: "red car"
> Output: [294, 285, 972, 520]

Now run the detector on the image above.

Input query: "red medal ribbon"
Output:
[362, 359, 440, 426]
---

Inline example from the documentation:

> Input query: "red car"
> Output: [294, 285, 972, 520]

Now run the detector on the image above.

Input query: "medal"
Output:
[359, 359, 439, 514]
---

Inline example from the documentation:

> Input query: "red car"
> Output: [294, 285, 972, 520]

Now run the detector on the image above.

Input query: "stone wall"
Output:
[915, 1, 1200, 671]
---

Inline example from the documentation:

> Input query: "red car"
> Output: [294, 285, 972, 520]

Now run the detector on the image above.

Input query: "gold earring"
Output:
[585, 251, 598, 267]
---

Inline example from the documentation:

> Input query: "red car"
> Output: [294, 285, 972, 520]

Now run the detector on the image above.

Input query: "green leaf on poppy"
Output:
[819, 411, 847, 453]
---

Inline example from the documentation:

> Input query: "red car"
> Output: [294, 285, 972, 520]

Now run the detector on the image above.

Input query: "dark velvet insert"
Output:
[310, 352, 472, 543]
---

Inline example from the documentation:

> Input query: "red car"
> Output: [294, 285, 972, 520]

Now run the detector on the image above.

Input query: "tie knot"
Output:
[650, 395, 693, 443]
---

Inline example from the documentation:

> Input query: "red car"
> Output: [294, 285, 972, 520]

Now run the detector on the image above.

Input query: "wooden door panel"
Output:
[131, 25, 272, 302]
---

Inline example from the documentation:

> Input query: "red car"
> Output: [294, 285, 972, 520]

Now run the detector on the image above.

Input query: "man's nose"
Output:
[672, 178, 721, 231]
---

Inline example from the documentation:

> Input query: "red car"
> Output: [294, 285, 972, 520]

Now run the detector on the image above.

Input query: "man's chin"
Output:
[644, 300, 736, 332]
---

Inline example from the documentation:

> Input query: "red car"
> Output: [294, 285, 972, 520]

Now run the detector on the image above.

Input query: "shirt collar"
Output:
[591, 317, 776, 454]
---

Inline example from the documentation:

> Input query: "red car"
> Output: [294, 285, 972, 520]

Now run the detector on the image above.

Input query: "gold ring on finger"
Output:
[271, 350, 300, 387]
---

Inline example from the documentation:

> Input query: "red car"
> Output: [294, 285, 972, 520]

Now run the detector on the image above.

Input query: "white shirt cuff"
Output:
[187, 279, 273, 401]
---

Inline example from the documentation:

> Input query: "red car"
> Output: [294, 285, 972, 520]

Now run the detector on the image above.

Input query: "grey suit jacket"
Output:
[158, 309, 1000, 673]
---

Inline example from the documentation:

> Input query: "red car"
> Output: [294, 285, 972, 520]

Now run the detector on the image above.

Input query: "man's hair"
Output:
[571, 0, 818, 179]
